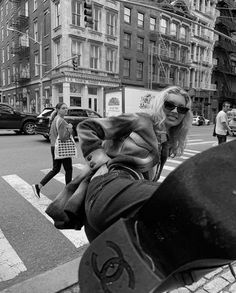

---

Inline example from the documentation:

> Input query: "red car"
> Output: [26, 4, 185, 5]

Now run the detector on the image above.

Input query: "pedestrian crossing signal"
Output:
[84, 0, 93, 28]
[72, 57, 79, 70]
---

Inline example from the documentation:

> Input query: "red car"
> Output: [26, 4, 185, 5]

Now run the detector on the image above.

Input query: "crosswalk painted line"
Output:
[187, 141, 216, 145]
[185, 149, 200, 153]
[0, 228, 27, 282]
[2, 175, 88, 249]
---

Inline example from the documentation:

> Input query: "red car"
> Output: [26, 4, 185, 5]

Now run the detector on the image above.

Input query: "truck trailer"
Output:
[104, 86, 161, 117]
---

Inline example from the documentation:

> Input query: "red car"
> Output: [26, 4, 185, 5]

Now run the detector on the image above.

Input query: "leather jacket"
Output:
[78, 113, 169, 181]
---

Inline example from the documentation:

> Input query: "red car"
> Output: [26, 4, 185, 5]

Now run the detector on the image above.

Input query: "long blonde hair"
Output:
[149, 86, 193, 157]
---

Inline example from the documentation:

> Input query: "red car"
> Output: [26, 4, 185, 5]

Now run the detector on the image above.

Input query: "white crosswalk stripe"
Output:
[2, 175, 88, 249]
[0, 148, 199, 283]
[0, 228, 27, 282]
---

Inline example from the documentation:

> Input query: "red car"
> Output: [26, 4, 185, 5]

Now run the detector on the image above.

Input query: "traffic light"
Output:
[72, 56, 79, 70]
[84, 0, 93, 28]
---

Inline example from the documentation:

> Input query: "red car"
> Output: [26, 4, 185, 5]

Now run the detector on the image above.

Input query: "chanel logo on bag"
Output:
[91, 240, 135, 292]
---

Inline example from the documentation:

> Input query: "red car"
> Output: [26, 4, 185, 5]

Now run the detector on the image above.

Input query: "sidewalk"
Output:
[1, 257, 236, 293]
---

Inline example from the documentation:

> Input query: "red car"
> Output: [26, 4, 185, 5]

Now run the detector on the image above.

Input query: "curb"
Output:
[0, 257, 82, 293]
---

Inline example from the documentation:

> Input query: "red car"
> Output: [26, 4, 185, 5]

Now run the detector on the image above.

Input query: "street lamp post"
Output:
[7, 27, 43, 113]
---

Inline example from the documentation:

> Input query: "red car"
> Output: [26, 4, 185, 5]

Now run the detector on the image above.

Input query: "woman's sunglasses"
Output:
[164, 101, 189, 114]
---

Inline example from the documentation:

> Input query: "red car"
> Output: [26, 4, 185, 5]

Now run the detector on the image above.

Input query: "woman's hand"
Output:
[67, 123, 73, 133]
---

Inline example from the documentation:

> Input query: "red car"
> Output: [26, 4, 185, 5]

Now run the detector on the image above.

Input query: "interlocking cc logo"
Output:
[91, 240, 135, 293]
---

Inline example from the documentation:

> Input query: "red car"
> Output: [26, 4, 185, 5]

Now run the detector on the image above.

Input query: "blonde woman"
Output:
[77, 86, 192, 240]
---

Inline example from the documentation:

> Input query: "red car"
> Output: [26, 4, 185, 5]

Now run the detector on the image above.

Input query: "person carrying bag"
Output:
[32, 103, 75, 198]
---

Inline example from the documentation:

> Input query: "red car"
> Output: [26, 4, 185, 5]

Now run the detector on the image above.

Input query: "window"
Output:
[160, 18, 168, 34]
[138, 12, 144, 28]
[170, 23, 177, 37]
[12, 64, 16, 82]
[55, 2, 60, 27]
[137, 37, 144, 52]
[169, 66, 177, 84]
[170, 45, 178, 60]
[72, 0, 81, 26]
[160, 41, 169, 57]
[93, 7, 101, 32]
[0, 7, 3, 20]
[35, 53, 39, 76]
[150, 17, 156, 31]
[90, 45, 100, 69]
[180, 27, 187, 42]
[180, 47, 187, 63]
[123, 59, 130, 77]
[106, 47, 116, 72]
[124, 32, 131, 48]
[34, 20, 38, 42]
[7, 44, 10, 60]
[1, 27, 4, 40]
[7, 68, 11, 85]
[55, 40, 61, 65]
[107, 11, 117, 36]
[5, 0, 8, 15]
[2, 48, 5, 63]
[2, 70, 5, 86]
[124, 7, 131, 23]
[44, 10, 49, 36]
[136, 61, 143, 80]
[71, 39, 82, 66]
[88, 87, 97, 95]
[25, 1, 29, 17]
[44, 47, 50, 72]
[33, 0, 37, 10]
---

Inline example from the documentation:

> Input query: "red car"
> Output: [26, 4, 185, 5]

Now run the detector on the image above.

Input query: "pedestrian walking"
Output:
[75, 85, 193, 240]
[215, 101, 233, 144]
[32, 102, 73, 198]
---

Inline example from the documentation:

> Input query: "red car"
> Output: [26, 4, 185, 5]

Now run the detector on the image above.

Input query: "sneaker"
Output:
[32, 184, 40, 198]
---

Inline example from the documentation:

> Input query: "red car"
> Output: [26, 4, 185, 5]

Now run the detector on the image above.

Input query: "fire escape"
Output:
[9, 0, 30, 106]
[213, 0, 236, 106]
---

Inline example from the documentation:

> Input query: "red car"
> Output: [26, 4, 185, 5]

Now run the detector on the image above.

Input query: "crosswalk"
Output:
[0, 148, 200, 284]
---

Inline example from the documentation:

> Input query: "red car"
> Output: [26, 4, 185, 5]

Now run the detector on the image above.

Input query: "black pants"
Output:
[216, 134, 227, 145]
[40, 146, 73, 186]
[85, 170, 160, 234]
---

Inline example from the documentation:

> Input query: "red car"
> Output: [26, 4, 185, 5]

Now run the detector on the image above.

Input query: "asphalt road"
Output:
[0, 125, 235, 291]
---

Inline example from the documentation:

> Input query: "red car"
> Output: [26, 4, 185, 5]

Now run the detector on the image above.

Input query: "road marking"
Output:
[187, 139, 203, 142]
[163, 165, 175, 171]
[184, 149, 200, 153]
[2, 175, 88, 248]
[187, 141, 216, 145]
[0, 228, 27, 282]
[167, 159, 182, 165]
[183, 151, 196, 156]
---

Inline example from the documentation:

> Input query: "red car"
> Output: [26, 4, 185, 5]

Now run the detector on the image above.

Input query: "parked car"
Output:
[0, 103, 38, 135]
[192, 115, 210, 126]
[35, 106, 102, 140]
[192, 115, 205, 126]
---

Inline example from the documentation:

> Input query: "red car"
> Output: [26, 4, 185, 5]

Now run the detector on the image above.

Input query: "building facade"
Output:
[1, 0, 236, 120]
[50, 0, 120, 116]
[0, 0, 52, 113]
[189, 0, 219, 119]
[0, 0, 121, 116]
[212, 0, 236, 118]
